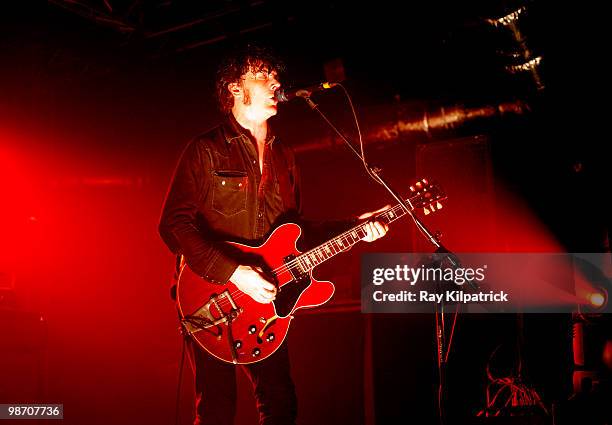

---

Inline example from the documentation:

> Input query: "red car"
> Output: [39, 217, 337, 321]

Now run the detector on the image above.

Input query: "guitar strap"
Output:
[170, 254, 185, 301]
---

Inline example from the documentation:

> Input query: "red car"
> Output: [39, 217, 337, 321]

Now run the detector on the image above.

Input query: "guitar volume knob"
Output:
[234, 340, 242, 349]
[248, 325, 257, 334]
[252, 348, 261, 357]
[266, 333, 275, 342]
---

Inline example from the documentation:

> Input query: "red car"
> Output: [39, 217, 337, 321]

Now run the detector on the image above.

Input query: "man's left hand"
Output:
[358, 205, 391, 242]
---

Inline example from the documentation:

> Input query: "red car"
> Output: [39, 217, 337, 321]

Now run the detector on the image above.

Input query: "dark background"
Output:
[0, 1, 609, 424]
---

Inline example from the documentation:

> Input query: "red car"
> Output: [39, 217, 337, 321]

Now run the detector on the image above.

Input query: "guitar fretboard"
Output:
[292, 197, 416, 274]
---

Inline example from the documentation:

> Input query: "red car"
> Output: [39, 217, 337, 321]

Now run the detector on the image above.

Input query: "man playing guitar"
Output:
[159, 44, 388, 425]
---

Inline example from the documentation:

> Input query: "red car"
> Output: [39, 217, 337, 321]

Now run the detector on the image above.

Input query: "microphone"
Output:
[275, 82, 338, 102]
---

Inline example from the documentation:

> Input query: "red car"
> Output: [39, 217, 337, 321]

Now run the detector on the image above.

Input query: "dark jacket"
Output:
[159, 114, 356, 286]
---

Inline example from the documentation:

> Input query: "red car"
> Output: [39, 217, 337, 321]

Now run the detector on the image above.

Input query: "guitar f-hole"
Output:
[256, 315, 278, 344]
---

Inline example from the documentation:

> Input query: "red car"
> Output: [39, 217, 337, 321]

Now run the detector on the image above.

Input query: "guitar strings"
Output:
[214, 197, 430, 309]
[211, 201, 417, 310]
[214, 188, 441, 310]
[211, 223, 368, 310]
[270, 200, 413, 275]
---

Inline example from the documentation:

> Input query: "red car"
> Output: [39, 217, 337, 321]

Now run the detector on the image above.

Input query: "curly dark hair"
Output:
[215, 44, 286, 114]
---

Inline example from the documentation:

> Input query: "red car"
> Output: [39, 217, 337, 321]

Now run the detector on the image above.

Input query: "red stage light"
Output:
[603, 341, 612, 371]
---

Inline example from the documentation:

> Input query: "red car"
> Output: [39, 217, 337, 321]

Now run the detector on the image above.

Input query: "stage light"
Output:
[589, 293, 604, 308]
[578, 285, 608, 313]
[587, 289, 607, 309]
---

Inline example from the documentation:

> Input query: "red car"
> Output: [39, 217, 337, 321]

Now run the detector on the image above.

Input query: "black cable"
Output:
[334, 84, 460, 424]
[304, 86, 467, 425]
[175, 336, 187, 425]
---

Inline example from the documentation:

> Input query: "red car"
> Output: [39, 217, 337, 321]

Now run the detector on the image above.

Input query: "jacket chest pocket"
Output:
[212, 170, 248, 216]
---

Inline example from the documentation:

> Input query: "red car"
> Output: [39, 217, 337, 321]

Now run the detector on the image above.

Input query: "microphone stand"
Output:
[300, 95, 477, 425]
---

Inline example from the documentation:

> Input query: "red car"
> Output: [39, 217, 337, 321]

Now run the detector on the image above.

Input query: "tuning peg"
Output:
[422, 178, 428, 184]
[423, 207, 430, 215]
[416, 181, 422, 188]
[410, 186, 415, 192]
[436, 202, 443, 209]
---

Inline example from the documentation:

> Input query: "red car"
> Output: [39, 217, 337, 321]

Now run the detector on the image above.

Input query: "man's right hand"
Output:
[230, 265, 277, 304]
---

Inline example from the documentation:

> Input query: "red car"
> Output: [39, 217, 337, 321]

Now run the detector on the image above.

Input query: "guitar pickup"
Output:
[283, 254, 308, 281]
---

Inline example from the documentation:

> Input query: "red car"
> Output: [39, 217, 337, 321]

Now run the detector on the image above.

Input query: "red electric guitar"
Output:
[177, 179, 446, 364]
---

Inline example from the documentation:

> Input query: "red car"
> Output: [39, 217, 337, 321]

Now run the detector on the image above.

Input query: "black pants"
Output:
[188, 338, 297, 425]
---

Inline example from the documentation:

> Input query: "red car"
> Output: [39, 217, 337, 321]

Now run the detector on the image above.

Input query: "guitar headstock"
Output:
[408, 178, 447, 215]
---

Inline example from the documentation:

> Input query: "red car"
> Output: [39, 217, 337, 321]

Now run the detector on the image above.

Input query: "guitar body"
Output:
[176, 223, 335, 364]
[176, 179, 446, 365]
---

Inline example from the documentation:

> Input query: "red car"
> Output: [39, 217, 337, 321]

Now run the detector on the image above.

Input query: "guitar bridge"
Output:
[181, 289, 242, 335]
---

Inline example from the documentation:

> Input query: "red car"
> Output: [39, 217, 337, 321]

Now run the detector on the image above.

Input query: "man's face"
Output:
[233, 65, 281, 121]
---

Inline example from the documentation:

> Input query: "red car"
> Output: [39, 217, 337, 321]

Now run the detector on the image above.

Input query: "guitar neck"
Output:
[294, 197, 416, 273]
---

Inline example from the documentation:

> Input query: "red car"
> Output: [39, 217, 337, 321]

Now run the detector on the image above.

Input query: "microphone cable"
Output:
[335, 83, 381, 184]
[338, 82, 461, 425]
